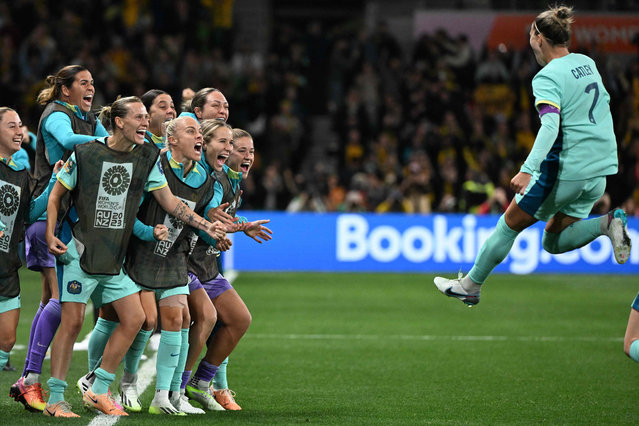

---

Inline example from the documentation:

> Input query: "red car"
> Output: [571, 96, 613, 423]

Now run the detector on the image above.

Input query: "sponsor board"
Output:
[414, 11, 639, 54]
[229, 212, 638, 274]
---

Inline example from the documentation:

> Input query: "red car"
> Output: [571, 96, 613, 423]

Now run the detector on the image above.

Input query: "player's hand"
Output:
[224, 221, 250, 233]
[0, 230, 3, 239]
[244, 219, 273, 243]
[153, 224, 169, 241]
[205, 220, 227, 241]
[510, 172, 532, 196]
[216, 237, 232, 252]
[52, 160, 64, 174]
[47, 234, 67, 256]
[207, 203, 238, 227]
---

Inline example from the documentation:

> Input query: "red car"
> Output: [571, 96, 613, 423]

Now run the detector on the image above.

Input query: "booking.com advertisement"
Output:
[227, 213, 639, 274]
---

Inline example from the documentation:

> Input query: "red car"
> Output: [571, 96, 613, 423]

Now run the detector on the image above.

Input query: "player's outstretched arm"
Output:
[152, 185, 225, 240]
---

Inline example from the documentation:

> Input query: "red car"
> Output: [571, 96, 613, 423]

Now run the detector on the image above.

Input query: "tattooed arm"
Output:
[151, 186, 225, 240]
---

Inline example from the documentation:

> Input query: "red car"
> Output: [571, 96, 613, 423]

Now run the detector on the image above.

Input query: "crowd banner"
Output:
[229, 212, 638, 274]
[414, 11, 639, 54]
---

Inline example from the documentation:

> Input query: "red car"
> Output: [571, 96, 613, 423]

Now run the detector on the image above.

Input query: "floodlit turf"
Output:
[2, 269, 638, 424]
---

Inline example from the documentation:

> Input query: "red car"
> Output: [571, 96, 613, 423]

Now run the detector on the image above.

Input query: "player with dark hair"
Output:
[141, 89, 176, 149]
[0, 107, 62, 380]
[12, 64, 108, 413]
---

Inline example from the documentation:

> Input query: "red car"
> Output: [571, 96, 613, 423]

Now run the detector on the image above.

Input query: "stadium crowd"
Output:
[1, 0, 638, 216]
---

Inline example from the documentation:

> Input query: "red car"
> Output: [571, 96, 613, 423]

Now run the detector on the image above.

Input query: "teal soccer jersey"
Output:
[532, 53, 618, 181]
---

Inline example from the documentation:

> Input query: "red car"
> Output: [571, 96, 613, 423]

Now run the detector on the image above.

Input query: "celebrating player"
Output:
[75, 89, 178, 412]
[205, 127, 270, 410]
[183, 120, 270, 410]
[42, 97, 224, 417]
[434, 5, 631, 305]
[142, 89, 177, 149]
[0, 107, 62, 380]
[12, 65, 109, 413]
[180, 87, 229, 122]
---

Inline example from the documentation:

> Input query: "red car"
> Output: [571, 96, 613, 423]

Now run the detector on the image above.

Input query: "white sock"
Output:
[154, 389, 170, 401]
[188, 376, 210, 390]
[461, 275, 482, 293]
[24, 372, 40, 386]
[121, 371, 137, 385]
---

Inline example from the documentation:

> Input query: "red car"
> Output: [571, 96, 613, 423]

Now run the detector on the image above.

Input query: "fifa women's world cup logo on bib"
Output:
[95, 162, 132, 229]
[0, 182, 21, 253]
[154, 198, 196, 256]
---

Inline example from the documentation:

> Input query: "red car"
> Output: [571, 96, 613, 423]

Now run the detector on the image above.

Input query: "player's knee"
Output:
[204, 310, 217, 331]
[64, 315, 85, 337]
[121, 308, 146, 332]
[142, 313, 157, 332]
[235, 310, 252, 335]
[542, 231, 560, 254]
[0, 334, 16, 352]
[164, 312, 183, 331]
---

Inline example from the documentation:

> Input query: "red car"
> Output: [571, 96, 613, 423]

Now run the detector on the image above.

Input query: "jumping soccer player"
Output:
[434, 5, 631, 305]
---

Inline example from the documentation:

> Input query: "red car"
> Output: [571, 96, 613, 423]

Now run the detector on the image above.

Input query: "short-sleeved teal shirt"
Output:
[57, 137, 167, 192]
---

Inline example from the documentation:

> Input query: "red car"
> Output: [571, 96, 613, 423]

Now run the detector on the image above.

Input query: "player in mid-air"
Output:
[434, 5, 631, 305]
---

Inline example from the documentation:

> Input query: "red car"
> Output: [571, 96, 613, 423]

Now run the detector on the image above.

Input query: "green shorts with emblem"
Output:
[0, 294, 20, 314]
[60, 241, 141, 307]
[515, 174, 606, 222]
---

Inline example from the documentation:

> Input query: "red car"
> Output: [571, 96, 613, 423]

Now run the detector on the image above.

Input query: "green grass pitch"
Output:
[1, 269, 638, 424]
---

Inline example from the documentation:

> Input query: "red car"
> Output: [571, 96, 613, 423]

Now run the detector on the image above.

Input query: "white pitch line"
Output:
[73, 330, 92, 351]
[246, 333, 623, 343]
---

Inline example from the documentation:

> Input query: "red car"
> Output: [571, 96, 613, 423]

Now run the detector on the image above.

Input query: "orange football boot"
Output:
[43, 401, 80, 418]
[213, 388, 242, 411]
[83, 389, 128, 416]
[10, 377, 47, 412]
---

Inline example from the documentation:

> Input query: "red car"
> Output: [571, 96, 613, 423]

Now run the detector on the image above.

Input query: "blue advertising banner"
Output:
[227, 212, 638, 274]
